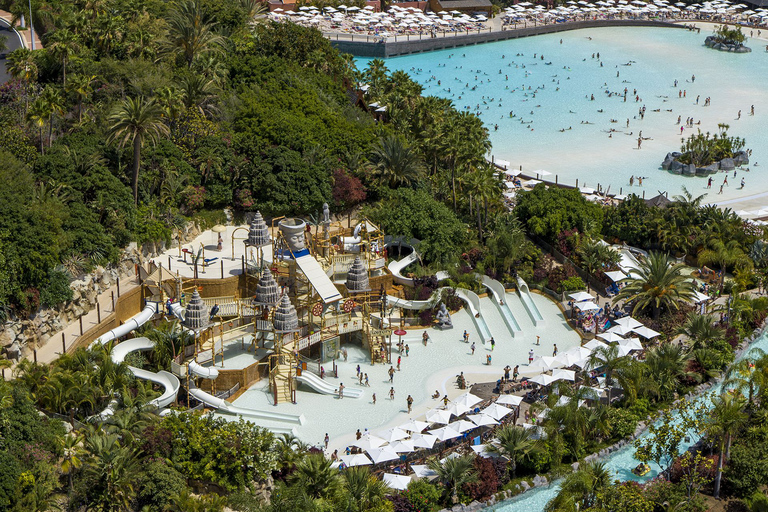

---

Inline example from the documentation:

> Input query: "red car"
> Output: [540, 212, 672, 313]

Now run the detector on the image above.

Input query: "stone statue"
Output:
[436, 303, 453, 330]
[322, 203, 330, 224]
[278, 218, 307, 253]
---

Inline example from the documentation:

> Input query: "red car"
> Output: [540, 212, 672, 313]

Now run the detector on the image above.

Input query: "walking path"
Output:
[0, 10, 42, 50]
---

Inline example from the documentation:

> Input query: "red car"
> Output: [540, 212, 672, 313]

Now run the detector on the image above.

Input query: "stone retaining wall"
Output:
[330, 19, 687, 57]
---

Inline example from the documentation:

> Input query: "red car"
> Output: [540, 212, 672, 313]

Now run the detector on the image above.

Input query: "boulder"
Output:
[5, 340, 21, 360]
[682, 164, 696, 176]
[720, 158, 735, 170]
[662, 153, 676, 170]
[0, 327, 16, 348]
[734, 152, 749, 166]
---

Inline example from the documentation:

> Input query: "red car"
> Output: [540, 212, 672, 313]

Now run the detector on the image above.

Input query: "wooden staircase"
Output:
[269, 333, 296, 404]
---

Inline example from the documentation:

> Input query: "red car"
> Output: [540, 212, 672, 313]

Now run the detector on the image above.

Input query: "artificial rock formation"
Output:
[183, 290, 209, 331]
[345, 256, 371, 293]
[247, 211, 270, 248]
[254, 269, 280, 306]
[274, 294, 299, 333]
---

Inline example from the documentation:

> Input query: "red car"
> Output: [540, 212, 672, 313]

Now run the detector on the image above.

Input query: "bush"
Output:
[135, 460, 187, 510]
[40, 269, 73, 308]
[403, 479, 442, 512]
[463, 456, 500, 502]
[559, 276, 586, 293]
[607, 408, 640, 440]
[725, 442, 768, 498]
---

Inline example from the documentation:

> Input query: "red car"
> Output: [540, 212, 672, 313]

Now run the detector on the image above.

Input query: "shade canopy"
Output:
[597, 332, 625, 343]
[618, 337, 643, 351]
[428, 426, 463, 441]
[577, 301, 600, 311]
[383, 473, 411, 490]
[569, 291, 594, 302]
[529, 373, 558, 386]
[446, 402, 472, 417]
[352, 435, 386, 450]
[495, 395, 523, 406]
[366, 446, 401, 464]
[632, 325, 661, 339]
[584, 339, 609, 352]
[453, 392, 483, 408]
[410, 433, 438, 449]
[482, 403, 514, 420]
[552, 368, 576, 382]
[411, 464, 439, 478]
[607, 324, 636, 336]
[399, 419, 430, 433]
[448, 420, 478, 433]
[467, 414, 499, 427]
[604, 270, 627, 282]
[340, 453, 372, 467]
[425, 409, 454, 425]
[614, 316, 642, 329]
[389, 440, 416, 453]
[377, 427, 410, 443]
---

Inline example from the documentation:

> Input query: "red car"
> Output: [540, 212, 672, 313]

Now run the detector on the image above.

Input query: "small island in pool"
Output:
[662, 125, 749, 176]
[705, 25, 751, 53]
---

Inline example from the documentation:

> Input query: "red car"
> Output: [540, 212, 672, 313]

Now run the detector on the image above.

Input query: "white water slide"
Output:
[295, 371, 365, 399]
[480, 275, 522, 338]
[90, 301, 159, 348]
[516, 277, 545, 327]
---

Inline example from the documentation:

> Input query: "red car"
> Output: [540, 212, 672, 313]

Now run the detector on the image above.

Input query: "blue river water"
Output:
[360, 26, 768, 204]
[489, 329, 768, 511]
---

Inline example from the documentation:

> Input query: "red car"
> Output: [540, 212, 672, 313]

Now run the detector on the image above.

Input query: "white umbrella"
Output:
[531, 356, 562, 370]
[496, 395, 523, 406]
[383, 473, 411, 490]
[353, 435, 387, 451]
[446, 402, 472, 417]
[378, 427, 410, 443]
[467, 414, 499, 427]
[519, 364, 550, 376]
[411, 433, 438, 449]
[390, 439, 416, 453]
[367, 446, 401, 464]
[607, 324, 635, 336]
[614, 316, 642, 329]
[632, 325, 661, 339]
[448, 420, 478, 433]
[399, 419, 430, 433]
[584, 339, 609, 352]
[597, 332, 625, 343]
[576, 301, 600, 311]
[618, 337, 643, 351]
[556, 347, 592, 367]
[340, 453, 372, 466]
[425, 408, 454, 425]
[529, 373, 558, 386]
[482, 403, 514, 420]
[411, 464, 438, 478]
[579, 385, 605, 399]
[454, 392, 483, 408]
[569, 291, 594, 302]
[604, 270, 627, 282]
[471, 444, 493, 456]
[552, 368, 576, 382]
[428, 426, 463, 441]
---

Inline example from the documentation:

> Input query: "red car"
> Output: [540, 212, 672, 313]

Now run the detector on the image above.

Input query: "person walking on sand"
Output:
[490, 337, 496, 351]
[338, 383, 345, 399]
[741, 177, 745, 189]
[487, 354, 492, 365]
[463, 330, 469, 343]
[325, 433, 329, 449]
[407, 395, 414, 413]
[471, 342, 476, 355]
[388, 366, 395, 383]
[553, 344, 558, 357]
[390, 387, 396, 400]
[365, 373, 369, 386]
[719, 184, 724, 194]
[406, 344, 410, 357]
[356, 365, 361, 377]
[372, 393, 376, 405]
[529, 349, 534, 364]
[359, 372, 363, 385]
[707, 177, 712, 189]
[630, 175, 634, 186]
[397, 355, 401, 371]
[723, 176, 729, 187]
[513, 364, 520, 381]
[536, 336, 540, 345]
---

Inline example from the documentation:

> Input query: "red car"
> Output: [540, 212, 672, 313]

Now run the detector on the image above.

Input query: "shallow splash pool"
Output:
[360, 26, 768, 205]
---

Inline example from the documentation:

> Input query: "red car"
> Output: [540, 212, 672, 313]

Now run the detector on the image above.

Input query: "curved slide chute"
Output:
[188, 360, 219, 379]
[516, 277, 545, 327]
[481, 275, 522, 338]
[90, 301, 159, 348]
[187, 379, 305, 425]
[454, 288, 492, 343]
[295, 371, 364, 399]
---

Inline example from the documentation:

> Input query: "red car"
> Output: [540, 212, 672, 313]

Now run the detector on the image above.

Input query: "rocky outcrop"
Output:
[705, 36, 751, 52]
[661, 151, 749, 176]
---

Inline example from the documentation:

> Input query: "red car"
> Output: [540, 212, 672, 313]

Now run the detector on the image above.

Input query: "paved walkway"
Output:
[0, 10, 42, 50]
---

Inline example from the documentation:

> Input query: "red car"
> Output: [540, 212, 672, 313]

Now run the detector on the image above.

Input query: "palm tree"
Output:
[40, 86, 64, 147]
[427, 453, 478, 503]
[84, 433, 140, 512]
[698, 238, 752, 288]
[708, 393, 747, 498]
[368, 134, 424, 189]
[107, 96, 169, 204]
[67, 74, 96, 124]
[342, 466, 391, 512]
[27, 96, 50, 153]
[644, 343, 697, 401]
[48, 28, 80, 86]
[486, 425, 542, 477]
[676, 312, 723, 350]
[60, 433, 85, 493]
[545, 461, 612, 511]
[587, 343, 629, 402]
[724, 350, 768, 408]
[179, 73, 220, 118]
[166, 489, 227, 512]
[165, 0, 224, 68]
[614, 251, 695, 320]
[7, 47, 38, 112]
[288, 453, 342, 502]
